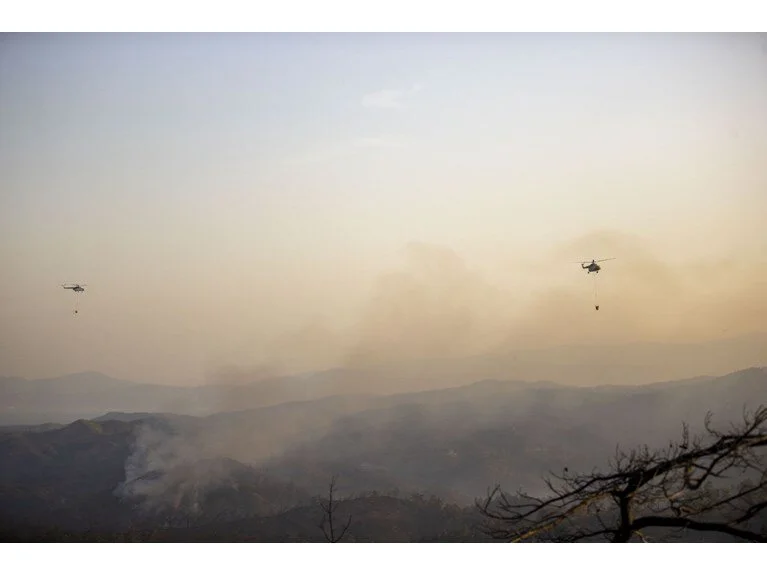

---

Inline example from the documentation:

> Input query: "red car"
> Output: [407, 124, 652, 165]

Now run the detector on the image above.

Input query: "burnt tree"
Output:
[319, 474, 352, 543]
[478, 406, 767, 542]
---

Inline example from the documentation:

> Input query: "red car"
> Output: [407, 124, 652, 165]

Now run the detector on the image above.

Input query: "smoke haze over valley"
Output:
[2, 31, 766, 544]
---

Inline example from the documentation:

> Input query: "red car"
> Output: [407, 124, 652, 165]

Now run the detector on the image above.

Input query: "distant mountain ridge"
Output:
[2, 332, 764, 425]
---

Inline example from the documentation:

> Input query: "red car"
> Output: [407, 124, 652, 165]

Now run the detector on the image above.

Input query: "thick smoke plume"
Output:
[203, 230, 765, 393]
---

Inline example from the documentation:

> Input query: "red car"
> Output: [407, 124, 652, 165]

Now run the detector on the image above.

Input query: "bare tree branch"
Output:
[477, 405, 767, 543]
[319, 474, 353, 543]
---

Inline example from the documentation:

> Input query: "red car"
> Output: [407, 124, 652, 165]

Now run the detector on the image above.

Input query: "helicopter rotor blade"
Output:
[595, 258, 615, 263]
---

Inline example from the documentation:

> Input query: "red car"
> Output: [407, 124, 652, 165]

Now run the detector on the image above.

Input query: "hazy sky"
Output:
[1, 33, 766, 385]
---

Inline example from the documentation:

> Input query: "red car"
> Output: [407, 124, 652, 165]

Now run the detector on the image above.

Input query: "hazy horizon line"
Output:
[3, 329, 765, 386]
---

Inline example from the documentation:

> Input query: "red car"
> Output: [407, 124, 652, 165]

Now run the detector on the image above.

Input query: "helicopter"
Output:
[577, 258, 615, 274]
[575, 260, 615, 312]
[62, 283, 86, 314]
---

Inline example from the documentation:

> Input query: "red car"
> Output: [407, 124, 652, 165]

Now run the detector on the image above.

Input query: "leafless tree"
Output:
[477, 405, 767, 542]
[319, 474, 352, 543]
